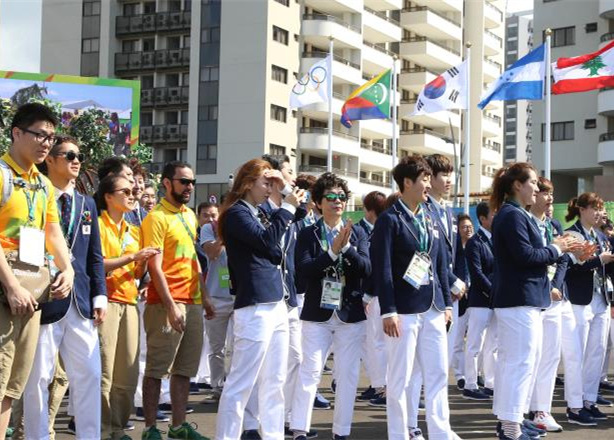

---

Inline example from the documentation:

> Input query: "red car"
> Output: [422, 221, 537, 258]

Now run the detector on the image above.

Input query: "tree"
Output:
[582, 56, 606, 77]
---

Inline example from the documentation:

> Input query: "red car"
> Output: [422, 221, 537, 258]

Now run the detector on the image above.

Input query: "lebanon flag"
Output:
[552, 40, 614, 94]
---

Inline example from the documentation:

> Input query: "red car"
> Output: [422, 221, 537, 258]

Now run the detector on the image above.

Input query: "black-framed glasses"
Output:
[54, 151, 86, 163]
[173, 178, 196, 186]
[20, 127, 56, 145]
[323, 193, 347, 202]
[113, 188, 137, 197]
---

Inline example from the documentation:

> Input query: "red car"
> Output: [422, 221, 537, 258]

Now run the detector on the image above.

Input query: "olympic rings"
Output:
[292, 65, 328, 96]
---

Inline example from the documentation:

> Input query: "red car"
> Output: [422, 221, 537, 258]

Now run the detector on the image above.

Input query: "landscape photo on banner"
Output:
[0, 71, 140, 156]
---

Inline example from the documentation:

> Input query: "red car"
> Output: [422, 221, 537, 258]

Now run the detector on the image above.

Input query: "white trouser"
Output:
[386, 308, 454, 440]
[194, 318, 212, 385]
[291, 315, 365, 437]
[600, 314, 613, 382]
[205, 296, 235, 392]
[284, 305, 303, 423]
[215, 301, 289, 440]
[529, 300, 562, 412]
[572, 293, 610, 403]
[446, 301, 460, 378]
[134, 299, 170, 407]
[493, 307, 542, 424]
[365, 297, 387, 388]
[24, 304, 101, 440]
[406, 363, 422, 429]
[450, 307, 468, 381]
[464, 308, 497, 391]
[560, 300, 584, 409]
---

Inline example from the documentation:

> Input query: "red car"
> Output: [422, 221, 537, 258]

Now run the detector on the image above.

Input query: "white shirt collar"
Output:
[361, 218, 374, 230]
[399, 199, 420, 219]
[322, 220, 343, 234]
[54, 185, 75, 201]
[479, 226, 492, 240]
[241, 199, 259, 217]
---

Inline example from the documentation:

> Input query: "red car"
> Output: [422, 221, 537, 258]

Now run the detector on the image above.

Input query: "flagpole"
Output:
[391, 55, 398, 192]
[463, 42, 471, 214]
[327, 36, 334, 173]
[545, 28, 552, 179]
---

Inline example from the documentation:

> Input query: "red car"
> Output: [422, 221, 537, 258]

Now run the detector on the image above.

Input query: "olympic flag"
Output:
[289, 56, 332, 109]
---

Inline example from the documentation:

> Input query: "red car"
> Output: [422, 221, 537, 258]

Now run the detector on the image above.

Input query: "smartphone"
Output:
[305, 190, 311, 203]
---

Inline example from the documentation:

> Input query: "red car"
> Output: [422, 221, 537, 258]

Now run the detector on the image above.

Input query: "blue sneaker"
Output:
[368, 390, 386, 408]
[357, 386, 376, 401]
[332, 435, 347, 440]
[462, 388, 490, 400]
[596, 395, 613, 407]
[67, 418, 76, 434]
[566, 407, 597, 426]
[586, 404, 608, 420]
[135, 407, 170, 422]
[240, 430, 262, 440]
[331, 379, 336, 394]
[482, 387, 494, 397]
[314, 393, 331, 410]
[189, 382, 200, 394]
[456, 378, 465, 391]
[158, 403, 194, 414]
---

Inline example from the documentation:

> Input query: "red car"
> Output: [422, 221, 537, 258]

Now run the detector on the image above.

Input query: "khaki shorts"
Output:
[144, 303, 203, 379]
[0, 304, 41, 400]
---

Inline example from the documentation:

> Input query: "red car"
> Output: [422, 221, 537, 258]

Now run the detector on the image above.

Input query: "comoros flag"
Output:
[553, 40, 614, 94]
[341, 69, 391, 128]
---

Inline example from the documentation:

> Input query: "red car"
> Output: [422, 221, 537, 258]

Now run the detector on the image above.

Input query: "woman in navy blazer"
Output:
[489, 163, 577, 440]
[215, 159, 305, 440]
[562, 192, 614, 425]
[290, 173, 370, 440]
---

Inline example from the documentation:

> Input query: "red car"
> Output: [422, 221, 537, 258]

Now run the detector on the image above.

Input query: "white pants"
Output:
[291, 315, 365, 436]
[529, 300, 562, 412]
[493, 307, 542, 423]
[364, 297, 387, 388]
[464, 308, 497, 391]
[284, 305, 303, 423]
[205, 296, 235, 392]
[449, 305, 468, 381]
[23, 304, 101, 440]
[602, 317, 613, 382]
[572, 294, 610, 403]
[560, 300, 584, 409]
[194, 318, 212, 385]
[216, 301, 289, 440]
[134, 299, 170, 407]
[386, 308, 454, 440]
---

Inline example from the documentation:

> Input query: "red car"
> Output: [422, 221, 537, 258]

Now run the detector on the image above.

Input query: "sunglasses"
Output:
[54, 151, 85, 163]
[173, 178, 196, 186]
[323, 193, 347, 202]
[113, 188, 137, 197]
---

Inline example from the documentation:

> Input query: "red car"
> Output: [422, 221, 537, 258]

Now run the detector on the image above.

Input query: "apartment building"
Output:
[504, 10, 534, 164]
[533, 0, 614, 201]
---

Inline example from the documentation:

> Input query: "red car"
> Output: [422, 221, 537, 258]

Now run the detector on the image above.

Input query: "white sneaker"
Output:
[534, 411, 563, 432]
[408, 428, 425, 440]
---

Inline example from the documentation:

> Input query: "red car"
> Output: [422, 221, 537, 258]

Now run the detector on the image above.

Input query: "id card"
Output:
[607, 278, 614, 294]
[320, 277, 343, 310]
[19, 226, 45, 267]
[218, 267, 230, 289]
[547, 264, 556, 281]
[403, 252, 431, 289]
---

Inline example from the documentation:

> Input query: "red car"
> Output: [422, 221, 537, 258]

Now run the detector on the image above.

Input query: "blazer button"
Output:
[277, 265, 281, 269]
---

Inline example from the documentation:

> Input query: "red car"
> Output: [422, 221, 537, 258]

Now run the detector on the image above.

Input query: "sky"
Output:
[506, 0, 534, 14]
[0, 0, 43, 72]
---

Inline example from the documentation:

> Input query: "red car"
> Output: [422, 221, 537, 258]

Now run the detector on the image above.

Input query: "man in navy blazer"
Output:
[23, 135, 107, 439]
[370, 154, 458, 440]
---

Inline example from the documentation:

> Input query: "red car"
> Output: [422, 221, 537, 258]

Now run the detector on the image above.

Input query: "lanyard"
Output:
[319, 219, 344, 278]
[176, 212, 196, 242]
[21, 176, 45, 228]
[545, 220, 554, 244]
[399, 201, 429, 253]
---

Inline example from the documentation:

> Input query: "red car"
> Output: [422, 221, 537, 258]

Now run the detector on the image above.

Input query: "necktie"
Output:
[257, 208, 271, 228]
[59, 193, 72, 237]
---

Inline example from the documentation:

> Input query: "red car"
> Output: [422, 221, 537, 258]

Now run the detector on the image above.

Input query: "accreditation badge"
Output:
[218, 267, 230, 289]
[403, 252, 431, 289]
[320, 277, 343, 310]
[19, 226, 45, 267]
[547, 264, 556, 281]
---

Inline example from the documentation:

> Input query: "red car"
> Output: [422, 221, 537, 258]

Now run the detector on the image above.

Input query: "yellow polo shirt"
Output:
[98, 210, 141, 305]
[141, 198, 200, 304]
[0, 152, 59, 252]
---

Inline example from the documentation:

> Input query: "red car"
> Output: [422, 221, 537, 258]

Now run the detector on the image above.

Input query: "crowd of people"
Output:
[0, 102, 612, 440]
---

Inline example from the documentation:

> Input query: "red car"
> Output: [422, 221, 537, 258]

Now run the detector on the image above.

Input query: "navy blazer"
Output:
[357, 218, 375, 296]
[564, 220, 612, 306]
[549, 218, 569, 299]
[296, 220, 371, 323]
[40, 193, 107, 324]
[491, 202, 559, 309]
[453, 239, 470, 316]
[125, 206, 148, 227]
[466, 228, 494, 309]
[223, 200, 294, 309]
[371, 199, 452, 316]
[425, 196, 460, 291]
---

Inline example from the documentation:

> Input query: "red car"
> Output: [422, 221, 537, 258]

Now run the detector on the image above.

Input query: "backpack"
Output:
[0, 159, 49, 209]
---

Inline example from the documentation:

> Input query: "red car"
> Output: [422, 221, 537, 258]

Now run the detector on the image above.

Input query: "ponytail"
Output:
[489, 162, 535, 213]
[565, 192, 602, 222]
[565, 197, 579, 222]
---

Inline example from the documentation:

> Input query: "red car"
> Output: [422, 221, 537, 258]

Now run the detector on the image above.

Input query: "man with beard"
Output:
[141, 161, 214, 440]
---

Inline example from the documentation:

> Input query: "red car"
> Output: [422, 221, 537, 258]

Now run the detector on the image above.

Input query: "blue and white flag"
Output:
[478, 44, 545, 109]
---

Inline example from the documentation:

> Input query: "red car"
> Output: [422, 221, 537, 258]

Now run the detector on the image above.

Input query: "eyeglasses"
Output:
[113, 188, 137, 197]
[54, 151, 85, 163]
[20, 127, 56, 145]
[173, 178, 196, 186]
[323, 193, 347, 202]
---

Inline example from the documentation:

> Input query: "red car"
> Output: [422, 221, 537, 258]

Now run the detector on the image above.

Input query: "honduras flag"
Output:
[478, 44, 545, 109]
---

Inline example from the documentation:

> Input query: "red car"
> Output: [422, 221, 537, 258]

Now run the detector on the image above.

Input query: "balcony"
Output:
[484, 30, 503, 56]
[360, 142, 393, 168]
[399, 128, 455, 156]
[401, 6, 461, 42]
[400, 99, 461, 128]
[599, 0, 614, 18]
[598, 132, 614, 163]
[598, 87, 614, 116]
[115, 48, 189, 73]
[482, 142, 501, 165]
[401, 36, 461, 70]
[299, 127, 360, 157]
[148, 124, 189, 144]
[300, 92, 345, 119]
[361, 118, 397, 139]
[302, 51, 362, 85]
[399, 66, 438, 94]
[302, 14, 362, 49]
[142, 86, 189, 108]
[483, 56, 502, 81]
[360, 176, 389, 188]
[600, 32, 614, 49]
[298, 164, 359, 180]
[484, 1, 503, 29]
[362, 42, 395, 76]
[115, 11, 190, 36]
[304, 0, 362, 14]
[363, 6, 402, 43]
[364, 0, 402, 11]
[140, 125, 153, 143]
[482, 113, 502, 137]
[410, 0, 463, 13]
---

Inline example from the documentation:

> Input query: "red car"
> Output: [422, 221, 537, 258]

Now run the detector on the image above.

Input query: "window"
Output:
[166, 74, 180, 86]
[169, 0, 182, 12]
[143, 1, 156, 13]
[271, 104, 287, 122]
[273, 25, 289, 45]
[585, 22, 598, 33]
[201, 27, 220, 43]
[141, 75, 154, 89]
[183, 35, 191, 48]
[82, 38, 100, 53]
[198, 105, 218, 121]
[547, 26, 575, 47]
[271, 65, 288, 83]
[167, 36, 181, 50]
[585, 118, 597, 129]
[507, 26, 518, 39]
[141, 112, 153, 126]
[200, 66, 219, 82]
[165, 111, 179, 124]
[143, 38, 155, 51]
[274, 0, 290, 6]
[541, 121, 574, 141]
[83, 1, 101, 16]
[122, 40, 138, 53]
[197, 144, 217, 174]
[505, 134, 516, 145]
[123, 3, 138, 16]
[270, 144, 286, 155]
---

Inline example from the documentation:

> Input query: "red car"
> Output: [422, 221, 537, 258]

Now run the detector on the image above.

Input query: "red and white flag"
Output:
[552, 40, 614, 94]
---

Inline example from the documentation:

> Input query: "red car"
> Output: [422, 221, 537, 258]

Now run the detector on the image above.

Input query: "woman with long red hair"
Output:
[215, 159, 305, 440]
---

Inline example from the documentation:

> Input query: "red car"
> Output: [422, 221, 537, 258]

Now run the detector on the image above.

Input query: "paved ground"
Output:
[50, 361, 614, 440]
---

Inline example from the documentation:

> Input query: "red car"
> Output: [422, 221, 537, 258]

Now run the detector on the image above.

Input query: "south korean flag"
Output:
[410, 60, 468, 116]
